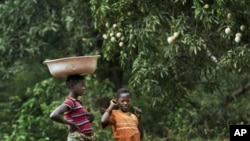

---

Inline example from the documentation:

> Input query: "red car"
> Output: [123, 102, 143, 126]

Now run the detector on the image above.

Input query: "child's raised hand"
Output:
[104, 99, 118, 113]
[110, 99, 118, 106]
[134, 107, 142, 117]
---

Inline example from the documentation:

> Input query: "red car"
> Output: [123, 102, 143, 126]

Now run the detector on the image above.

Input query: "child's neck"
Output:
[69, 92, 78, 99]
[119, 109, 129, 113]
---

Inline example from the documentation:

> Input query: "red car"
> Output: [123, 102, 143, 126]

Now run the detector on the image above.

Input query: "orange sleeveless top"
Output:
[109, 110, 140, 141]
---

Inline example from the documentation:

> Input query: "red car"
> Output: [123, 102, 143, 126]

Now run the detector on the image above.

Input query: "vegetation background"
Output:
[1, 0, 250, 140]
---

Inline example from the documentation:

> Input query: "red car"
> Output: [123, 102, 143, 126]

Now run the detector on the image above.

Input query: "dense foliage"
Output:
[1, 0, 250, 140]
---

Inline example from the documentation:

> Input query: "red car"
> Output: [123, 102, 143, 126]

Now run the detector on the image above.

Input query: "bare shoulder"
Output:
[53, 103, 70, 114]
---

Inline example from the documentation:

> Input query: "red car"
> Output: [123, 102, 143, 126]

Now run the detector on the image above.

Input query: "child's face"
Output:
[72, 80, 85, 96]
[117, 93, 131, 112]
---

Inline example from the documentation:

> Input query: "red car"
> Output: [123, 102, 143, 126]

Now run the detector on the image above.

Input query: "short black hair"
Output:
[116, 88, 131, 99]
[66, 74, 84, 89]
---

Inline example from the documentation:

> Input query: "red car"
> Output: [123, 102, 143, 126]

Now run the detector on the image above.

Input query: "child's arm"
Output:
[138, 115, 144, 140]
[50, 104, 80, 132]
[134, 107, 144, 140]
[101, 100, 117, 128]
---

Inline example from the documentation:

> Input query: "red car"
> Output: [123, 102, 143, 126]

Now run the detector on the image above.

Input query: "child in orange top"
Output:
[101, 88, 143, 141]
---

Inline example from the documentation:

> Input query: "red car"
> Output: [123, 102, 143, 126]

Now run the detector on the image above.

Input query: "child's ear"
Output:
[70, 83, 75, 88]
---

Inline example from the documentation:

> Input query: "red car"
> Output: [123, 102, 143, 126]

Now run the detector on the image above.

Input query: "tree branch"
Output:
[223, 82, 250, 106]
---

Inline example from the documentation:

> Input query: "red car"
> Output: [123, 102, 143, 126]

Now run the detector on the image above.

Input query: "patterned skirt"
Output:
[67, 132, 96, 141]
